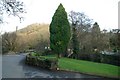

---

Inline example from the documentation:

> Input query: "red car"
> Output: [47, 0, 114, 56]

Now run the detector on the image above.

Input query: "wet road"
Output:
[2, 53, 102, 78]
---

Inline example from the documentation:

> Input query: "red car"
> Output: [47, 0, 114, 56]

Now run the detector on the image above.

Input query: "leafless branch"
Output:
[0, 0, 26, 23]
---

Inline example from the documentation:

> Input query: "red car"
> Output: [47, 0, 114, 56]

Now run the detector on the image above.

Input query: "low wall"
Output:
[25, 54, 58, 70]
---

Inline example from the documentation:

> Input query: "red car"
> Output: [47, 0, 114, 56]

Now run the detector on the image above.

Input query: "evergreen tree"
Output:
[50, 3, 71, 58]
[72, 23, 79, 59]
[91, 22, 101, 50]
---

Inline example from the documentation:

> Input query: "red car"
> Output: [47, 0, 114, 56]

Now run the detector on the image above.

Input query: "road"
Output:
[2, 53, 104, 78]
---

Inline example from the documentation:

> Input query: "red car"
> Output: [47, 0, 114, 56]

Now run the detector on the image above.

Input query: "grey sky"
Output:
[1, 0, 119, 33]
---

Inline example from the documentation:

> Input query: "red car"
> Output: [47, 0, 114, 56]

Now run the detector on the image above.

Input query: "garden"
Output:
[25, 3, 120, 79]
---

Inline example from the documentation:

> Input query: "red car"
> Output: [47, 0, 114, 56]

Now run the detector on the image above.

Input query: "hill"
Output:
[15, 23, 50, 52]
[17, 23, 49, 40]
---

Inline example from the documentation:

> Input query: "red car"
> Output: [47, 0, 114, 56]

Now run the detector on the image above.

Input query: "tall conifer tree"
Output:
[50, 3, 71, 57]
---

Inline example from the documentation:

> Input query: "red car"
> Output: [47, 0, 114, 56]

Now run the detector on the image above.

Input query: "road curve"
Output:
[2, 53, 105, 78]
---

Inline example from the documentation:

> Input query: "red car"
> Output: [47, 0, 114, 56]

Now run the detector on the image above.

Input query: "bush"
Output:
[25, 53, 58, 70]
[78, 53, 91, 61]
[42, 50, 54, 56]
[90, 53, 101, 62]
[101, 54, 120, 66]
[77, 52, 120, 66]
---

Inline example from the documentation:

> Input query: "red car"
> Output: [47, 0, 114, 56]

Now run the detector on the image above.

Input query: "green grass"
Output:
[58, 58, 120, 78]
[30, 53, 57, 60]
[31, 52, 37, 56]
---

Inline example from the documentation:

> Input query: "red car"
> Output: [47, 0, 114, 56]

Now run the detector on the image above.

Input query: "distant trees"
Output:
[2, 32, 17, 53]
[2, 23, 50, 54]
[91, 22, 101, 51]
[68, 11, 120, 64]
[50, 3, 71, 58]
[68, 11, 116, 55]
[100, 29, 110, 50]
[35, 35, 50, 53]
[109, 29, 120, 52]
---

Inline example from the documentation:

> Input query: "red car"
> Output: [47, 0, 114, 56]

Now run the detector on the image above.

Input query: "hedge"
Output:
[25, 53, 58, 70]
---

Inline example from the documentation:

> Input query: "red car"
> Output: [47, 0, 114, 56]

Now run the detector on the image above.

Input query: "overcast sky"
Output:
[0, 0, 119, 33]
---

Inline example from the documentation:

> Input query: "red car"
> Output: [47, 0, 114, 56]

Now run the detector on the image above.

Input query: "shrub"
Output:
[77, 52, 120, 66]
[101, 54, 120, 66]
[25, 53, 58, 70]
[78, 53, 91, 61]
[90, 53, 101, 62]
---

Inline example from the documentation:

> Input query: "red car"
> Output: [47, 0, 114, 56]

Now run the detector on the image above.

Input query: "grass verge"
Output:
[58, 57, 120, 78]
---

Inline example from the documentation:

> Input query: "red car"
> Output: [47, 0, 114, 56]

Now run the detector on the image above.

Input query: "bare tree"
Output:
[2, 32, 17, 53]
[68, 11, 93, 55]
[0, 0, 26, 23]
[68, 11, 93, 32]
